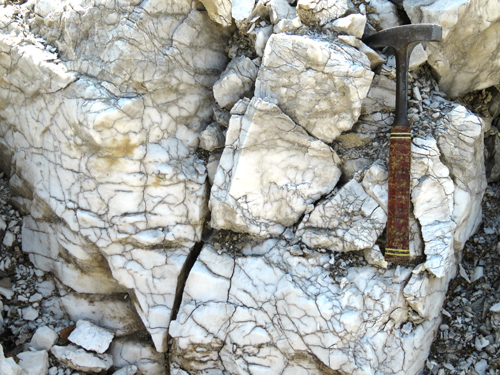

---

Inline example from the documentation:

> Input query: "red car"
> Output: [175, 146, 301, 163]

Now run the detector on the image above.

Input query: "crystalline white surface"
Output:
[170, 241, 439, 375]
[255, 33, 374, 143]
[210, 97, 342, 237]
[68, 320, 115, 354]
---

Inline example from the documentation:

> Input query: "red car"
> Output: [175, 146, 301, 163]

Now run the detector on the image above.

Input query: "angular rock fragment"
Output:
[404, 0, 500, 97]
[364, 245, 388, 268]
[30, 326, 59, 351]
[255, 33, 374, 143]
[110, 337, 165, 375]
[199, 124, 225, 152]
[232, 0, 256, 25]
[297, 0, 350, 26]
[329, 13, 367, 38]
[210, 98, 342, 237]
[404, 267, 454, 321]
[266, 0, 297, 24]
[22, 306, 39, 321]
[434, 105, 486, 252]
[51, 345, 113, 373]
[409, 44, 429, 71]
[490, 303, 500, 331]
[0, 357, 22, 375]
[297, 179, 387, 251]
[362, 74, 396, 114]
[68, 320, 115, 354]
[17, 350, 49, 375]
[338, 35, 385, 69]
[198, 0, 233, 27]
[249, 25, 274, 57]
[411, 137, 455, 278]
[367, 0, 402, 30]
[213, 56, 259, 109]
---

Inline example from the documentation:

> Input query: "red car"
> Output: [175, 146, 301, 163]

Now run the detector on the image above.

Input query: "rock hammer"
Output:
[363, 24, 442, 264]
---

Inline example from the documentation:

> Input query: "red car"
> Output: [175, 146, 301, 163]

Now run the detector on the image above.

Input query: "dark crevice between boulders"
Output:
[170, 227, 214, 322]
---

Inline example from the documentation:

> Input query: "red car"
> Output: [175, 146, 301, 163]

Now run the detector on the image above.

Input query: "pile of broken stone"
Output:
[0, 0, 500, 374]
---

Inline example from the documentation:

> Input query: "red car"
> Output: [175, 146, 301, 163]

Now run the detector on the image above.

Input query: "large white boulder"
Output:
[210, 98, 342, 237]
[0, 1, 231, 354]
[255, 33, 374, 143]
[404, 0, 500, 98]
[169, 241, 439, 375]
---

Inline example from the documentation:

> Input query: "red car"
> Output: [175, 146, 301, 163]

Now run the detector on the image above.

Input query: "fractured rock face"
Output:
[210, 98, 342, 237]
[411, 137, 456, 278]
[0, 1, 231, 354]
[198, 0, 233, 27]
[169, 240, 439, 375]
[297, 179, 387, 252]
[434, 105, 487, 252]
[297, 0, 350, 26]
[367, 0, 402, 31]
[17, 350, 49, 375]
[110, 337, 166, 375]
[68, 320, 115, 354]
[255, 33, 374, 143]
[213, 56, 259, 109]
[404, 0, 500, 98]
[51, 345, 113, 373]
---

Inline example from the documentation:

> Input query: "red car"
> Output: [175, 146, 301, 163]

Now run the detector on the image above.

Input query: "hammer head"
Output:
[363, 24, 442, 51]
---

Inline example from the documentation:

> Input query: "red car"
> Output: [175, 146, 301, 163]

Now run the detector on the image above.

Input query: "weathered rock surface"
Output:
[42, 292, 143, 337]
[68, 320, 115, 354]
[210, 98, 342, 237]
[51, 345, 113, 373]
[170, 240, 439, 375]
[0, 0, 230, 354]
[297, 0, 350, 26]
[255, 33, 374, 143]
[404, 0, 500, 98]
[199, 0, 233, 27]
[0, 357, 22, 375]
[110, 337, 166, 375]
[17, 350, 49, 375]
[213, 56, 259, 109]
[0, 0, 494, 373]
[329, 13, 367, 38]
[367, 0, 402, 30]
[297, 179, 387, 252]
[30, 326, 59, 351]
[199, 123, 226, 152]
